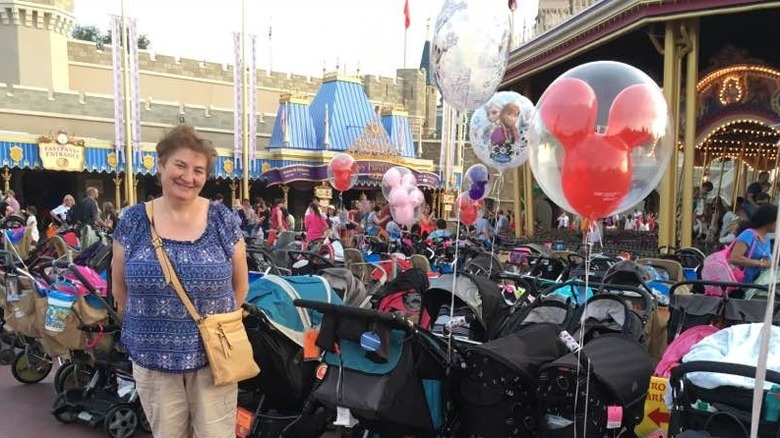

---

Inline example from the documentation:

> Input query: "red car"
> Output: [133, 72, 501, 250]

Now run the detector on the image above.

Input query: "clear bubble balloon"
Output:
[528, 61, 673, 220]
[382, 167, 425, 227]
[327, 153, 358, 192]
[381, 166, 414, 200]
[455, 192, 485, 226]
[464, 164, 491, 201]
[432, 0, 511, 112]
[470, 91, 535, 173]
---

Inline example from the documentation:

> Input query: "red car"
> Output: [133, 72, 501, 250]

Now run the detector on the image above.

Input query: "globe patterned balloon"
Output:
[469, 91, 535, 173]
[432, 0, 511, 112]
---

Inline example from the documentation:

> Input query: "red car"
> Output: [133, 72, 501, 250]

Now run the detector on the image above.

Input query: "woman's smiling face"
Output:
[158, 147, 208, 202]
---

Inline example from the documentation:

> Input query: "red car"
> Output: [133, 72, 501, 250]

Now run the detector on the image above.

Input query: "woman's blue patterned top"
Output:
[114, 202, 242, 373]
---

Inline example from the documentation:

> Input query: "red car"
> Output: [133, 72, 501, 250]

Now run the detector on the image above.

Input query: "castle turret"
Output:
[0, 0, 75, 90]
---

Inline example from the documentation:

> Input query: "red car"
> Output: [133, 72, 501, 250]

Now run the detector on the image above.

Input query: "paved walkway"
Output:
[0, 359, 340, 437]
[0, 360, 104, 437]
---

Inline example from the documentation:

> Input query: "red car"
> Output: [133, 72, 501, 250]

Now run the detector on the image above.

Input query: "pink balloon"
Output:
[393, 205, 415, 226]
[401, 173, 417, 188]
[383, 168, 402, 188]
[410, 189, 425, 208]
[387, 187, 408, 205]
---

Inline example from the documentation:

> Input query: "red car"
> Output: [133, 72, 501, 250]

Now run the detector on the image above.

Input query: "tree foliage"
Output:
[71, 24, 151, 50]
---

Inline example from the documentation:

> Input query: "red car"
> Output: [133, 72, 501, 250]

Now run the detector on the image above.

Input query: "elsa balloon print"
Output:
[469, 91, 534, 173]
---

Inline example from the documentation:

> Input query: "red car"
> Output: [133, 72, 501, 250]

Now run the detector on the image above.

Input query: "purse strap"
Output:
[144, 201, 203, 324]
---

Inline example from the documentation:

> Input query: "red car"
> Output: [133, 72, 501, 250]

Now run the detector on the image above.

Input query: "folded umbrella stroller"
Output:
[240, 274, 342, 438]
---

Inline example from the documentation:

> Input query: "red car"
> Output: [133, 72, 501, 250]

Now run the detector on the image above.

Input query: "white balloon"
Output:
[432, 0, 511, 112]
[469, 91, 535, 173]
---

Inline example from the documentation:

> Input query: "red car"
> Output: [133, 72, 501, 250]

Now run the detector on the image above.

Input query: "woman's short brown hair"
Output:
[156, 125, 217, 175]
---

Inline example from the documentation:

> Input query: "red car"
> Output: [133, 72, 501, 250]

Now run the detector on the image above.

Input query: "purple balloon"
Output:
[469, 183, 486, 201]
[468, 165, 489, 183]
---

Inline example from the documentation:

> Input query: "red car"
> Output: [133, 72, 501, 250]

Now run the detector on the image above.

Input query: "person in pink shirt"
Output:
[304, 200, 329, 244]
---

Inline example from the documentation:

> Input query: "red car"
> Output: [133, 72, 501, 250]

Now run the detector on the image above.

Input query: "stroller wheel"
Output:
[52, 392, 79, 424]
[11, 350, 52, 384]
[0, 348, 15, 365]
[104, 404, 139, 438]
[54, 362, 95, 394]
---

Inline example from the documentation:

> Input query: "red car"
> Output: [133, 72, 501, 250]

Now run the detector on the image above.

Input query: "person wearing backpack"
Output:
[728, 204, 777, 284]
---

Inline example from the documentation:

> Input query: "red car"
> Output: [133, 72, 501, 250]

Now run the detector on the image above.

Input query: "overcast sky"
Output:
[73, 0, 448, 78]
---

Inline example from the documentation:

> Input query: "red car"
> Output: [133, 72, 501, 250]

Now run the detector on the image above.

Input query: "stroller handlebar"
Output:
[292, 299, 415, 331]
[669, 279, 769, 296]
[77, 323, 121, 333]
[670, 360, 780, 388]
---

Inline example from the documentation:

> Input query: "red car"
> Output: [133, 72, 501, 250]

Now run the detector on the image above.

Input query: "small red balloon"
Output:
[539, 77, 598, 149]
[561, 135, 631, 220]
[456, 193, 482, 226]
[328, 154, 357, 192]
[606, 84, 667, 149]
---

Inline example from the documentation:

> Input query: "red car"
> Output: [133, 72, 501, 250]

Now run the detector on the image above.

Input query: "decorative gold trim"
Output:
[344, 121, 404, 163]
[37, 130, 86, 147]
[279, 93, 311, 105]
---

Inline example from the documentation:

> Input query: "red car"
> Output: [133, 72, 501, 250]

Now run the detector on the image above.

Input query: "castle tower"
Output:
[0, 0, 75, 90]
[395, 68, 427, 139]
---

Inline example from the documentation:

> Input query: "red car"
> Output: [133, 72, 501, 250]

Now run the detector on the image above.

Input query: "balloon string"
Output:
[487, 173, 505, 274]
[574, 219, 596, 438]
[447, 110, 464, 362]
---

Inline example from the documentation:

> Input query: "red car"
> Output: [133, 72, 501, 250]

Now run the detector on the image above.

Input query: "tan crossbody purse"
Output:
[144, 202, 260, 386]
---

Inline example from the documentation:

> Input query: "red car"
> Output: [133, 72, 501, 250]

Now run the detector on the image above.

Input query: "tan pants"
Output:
[133, 364, 237, 438]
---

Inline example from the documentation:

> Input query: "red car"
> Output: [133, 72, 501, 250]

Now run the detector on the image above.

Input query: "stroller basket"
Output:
[293, 300, 449, 436]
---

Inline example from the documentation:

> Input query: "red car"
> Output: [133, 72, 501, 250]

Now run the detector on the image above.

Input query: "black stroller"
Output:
[669, 361, 780, 438]
[537, 281, 656, 437]
[456, 322, 570, 437]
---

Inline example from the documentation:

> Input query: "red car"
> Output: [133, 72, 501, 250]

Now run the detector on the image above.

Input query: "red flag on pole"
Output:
[404, 0, 411, 29]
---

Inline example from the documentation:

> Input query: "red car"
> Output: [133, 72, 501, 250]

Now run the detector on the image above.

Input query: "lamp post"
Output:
[120, 0, 135, 204]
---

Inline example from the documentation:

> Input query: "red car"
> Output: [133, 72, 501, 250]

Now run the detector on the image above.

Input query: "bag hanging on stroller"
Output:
[297, 301, 450, 437]
[457, 323, 569, 438]
[538, 333, 654, 438]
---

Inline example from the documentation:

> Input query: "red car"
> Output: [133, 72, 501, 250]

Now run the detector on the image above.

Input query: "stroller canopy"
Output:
[425, 272, 509, 339]
[245, 274, 341, 347]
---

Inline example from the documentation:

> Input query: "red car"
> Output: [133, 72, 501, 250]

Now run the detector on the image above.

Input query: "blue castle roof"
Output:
[309, 74, 387, 150]
[268, 98, 318, 150]
[381, 113, 416, 158]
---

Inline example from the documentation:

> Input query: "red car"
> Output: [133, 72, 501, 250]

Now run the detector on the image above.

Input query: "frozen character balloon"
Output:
[489, 102, 521, 163]
[470, 91, 534, 173]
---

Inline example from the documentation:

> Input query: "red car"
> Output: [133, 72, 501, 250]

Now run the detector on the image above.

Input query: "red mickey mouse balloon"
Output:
[327, 153, 358, 192]
[528, 61, 673, 220]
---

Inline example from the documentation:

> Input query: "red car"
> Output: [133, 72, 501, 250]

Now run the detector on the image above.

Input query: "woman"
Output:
[729, 204, 777, 284]
[304, 200, 328, 244]
[419, 204, 435, 237]
[111, 125, 248, 438]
